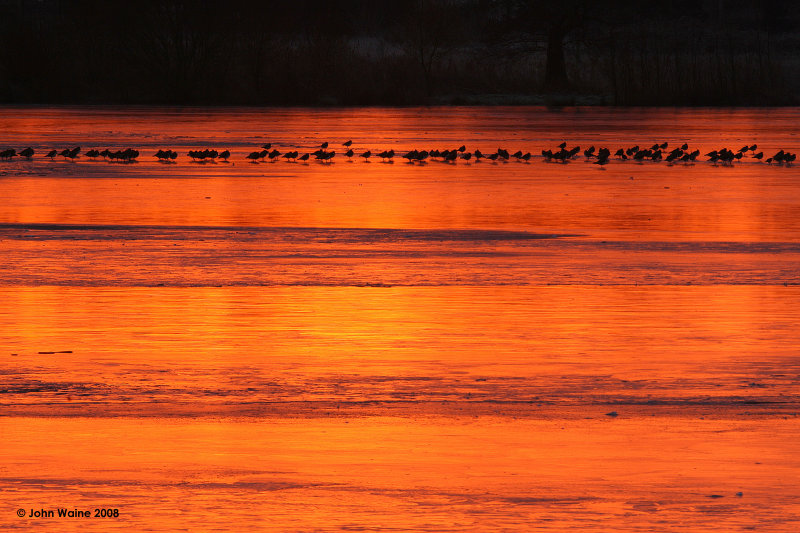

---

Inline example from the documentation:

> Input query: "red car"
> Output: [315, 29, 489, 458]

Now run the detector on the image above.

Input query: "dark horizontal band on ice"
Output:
[0, 224, 578, 241]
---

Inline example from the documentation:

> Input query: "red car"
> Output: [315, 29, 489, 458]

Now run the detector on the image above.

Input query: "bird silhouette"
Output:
[316, 150, 335, 162]
[402, 150, 419, 161]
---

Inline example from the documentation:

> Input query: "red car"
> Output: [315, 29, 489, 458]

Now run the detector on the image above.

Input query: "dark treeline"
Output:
[0, 0, 797, 106]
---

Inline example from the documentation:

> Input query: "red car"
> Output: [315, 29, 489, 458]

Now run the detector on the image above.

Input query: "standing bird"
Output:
[298, 153, 310, 162]
[320, 142, 329, 149]
[343, 140, 353, 147]
[594, 152, 610, 166]
[316, 150, 335, 162]
[19, 147, 34, 159]
[345, 149, 354, 159]
[219, 150, 230, 161]
[360, 150, 372, 160]
[154, 150, 168, 160]
[45, 149, 57, 159]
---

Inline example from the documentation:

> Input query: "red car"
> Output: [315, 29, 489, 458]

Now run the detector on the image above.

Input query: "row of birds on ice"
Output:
[0, 141, 796, 165]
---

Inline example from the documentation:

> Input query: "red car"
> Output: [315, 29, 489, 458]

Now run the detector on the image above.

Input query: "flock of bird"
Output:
[541, 141, 796, 166]
[0, 140, 796, 166]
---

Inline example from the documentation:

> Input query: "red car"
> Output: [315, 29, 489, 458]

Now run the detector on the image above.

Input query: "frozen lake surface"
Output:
[1, 106, 799, 531]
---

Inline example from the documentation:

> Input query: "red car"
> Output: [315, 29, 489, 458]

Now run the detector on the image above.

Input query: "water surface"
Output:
[1, 106, 799, 531]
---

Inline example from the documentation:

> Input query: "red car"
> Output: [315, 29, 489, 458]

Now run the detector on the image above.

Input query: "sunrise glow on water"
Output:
[1, 106, 800, 531]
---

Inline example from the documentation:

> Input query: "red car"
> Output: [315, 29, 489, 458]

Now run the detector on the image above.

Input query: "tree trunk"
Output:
[543, 21, 569, 91]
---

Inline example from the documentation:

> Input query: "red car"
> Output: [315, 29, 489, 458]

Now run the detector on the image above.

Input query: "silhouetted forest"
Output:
[1, 0, 798, 106]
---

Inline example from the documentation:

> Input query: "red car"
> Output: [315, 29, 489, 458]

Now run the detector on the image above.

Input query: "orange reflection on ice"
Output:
[2, 415, 800, 531]
[2, 107, 800, 531]
[2, 286, 799, 415]
[0, 107, 799, 240]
